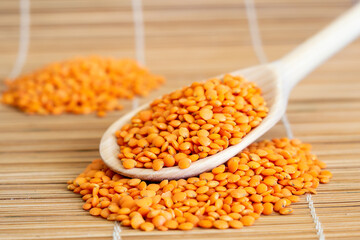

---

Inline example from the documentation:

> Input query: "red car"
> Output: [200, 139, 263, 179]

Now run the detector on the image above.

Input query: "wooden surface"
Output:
[1, 0, 360, 239]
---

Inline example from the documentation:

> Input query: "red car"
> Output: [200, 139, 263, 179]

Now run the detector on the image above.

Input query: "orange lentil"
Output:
[198, 219, 213, 228]
[147, 210, 160, 218]
[178, 158, 192, 169]
[2, 57, 164, 116]
[198, 136, 211, 147]
[249, 194, 263, 203]
[107, 214, 118, 221]
[131, 215, 145, 229]
[89, 207, 101, 216]
[256, 183, 268, 194]
[287, 195, 300, 203]
[152, 215, 167, 228]
[156, 225, 168, 231]
[231, 189, 247, 198]
[140, 190, 156, 198]
[152, 159, 164, 171]
[108, 204, 120, 213]
[229, 220, 243, 229]
[140, 222, 155, 231]
[135, 197, 152, 208]
[128, 179, 141, 186]
[82, 203, 92, 210]
[147, 184, 160, 192]
[262, 202, 274, 215]
[253, 203, 264, 214]
[118, 208, 131, 215]
[122, 159, 137, 169]
[68, 138, 331, 232]
[241, 216, 255, 226]
[279, 207, 293, 215]
[185, 214, 200, 225]
[228, 212, 241, 220]
[213, 220, 229, 229]
[164, 219, 179, 229]
[116, 215, 129, 222]
[163, 155, 176, 167]
[173, 192, 187, 202]
[115, 74, 268, 170]
[274, 199, 287, 212]
[178, 222, 194, 230]
[121, 219, 131, 227]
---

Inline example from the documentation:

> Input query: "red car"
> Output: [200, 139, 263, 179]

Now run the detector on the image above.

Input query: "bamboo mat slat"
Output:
[1, 0, 360, 239]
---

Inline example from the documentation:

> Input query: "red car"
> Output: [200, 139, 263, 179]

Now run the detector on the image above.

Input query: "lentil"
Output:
[213, 220, 229, 229]
[140, 222, 155, 231]
[178, 222, 194, 230]
[68, 138, 331, 232]
[241, 216, 255, 226]
[229, 220, 243, 229]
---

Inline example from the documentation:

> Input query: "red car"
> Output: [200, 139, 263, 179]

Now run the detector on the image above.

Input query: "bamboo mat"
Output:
[1, 0, 360, 239]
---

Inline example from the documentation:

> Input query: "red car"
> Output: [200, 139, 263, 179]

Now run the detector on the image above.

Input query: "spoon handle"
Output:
[273, 2, 360, 95]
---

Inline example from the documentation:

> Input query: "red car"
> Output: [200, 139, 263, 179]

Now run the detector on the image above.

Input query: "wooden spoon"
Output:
[100, 3, 360, 181]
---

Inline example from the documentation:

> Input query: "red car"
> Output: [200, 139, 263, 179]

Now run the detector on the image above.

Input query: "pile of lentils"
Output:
[116, 74, 268, 171]
[67, 138, 332, 231]
[1, 56, 164, 117]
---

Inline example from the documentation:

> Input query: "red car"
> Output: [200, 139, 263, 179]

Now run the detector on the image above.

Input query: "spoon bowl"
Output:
[100, 3, 360, 181]
[100, 65, 282, 181]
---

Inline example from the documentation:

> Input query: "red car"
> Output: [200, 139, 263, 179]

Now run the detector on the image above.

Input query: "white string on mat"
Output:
[131, 0, 146, 66]
[243, 0, 294, 139]
[7, 0, 30, 80]
[113, 221, 122, 240]
[281, 114, 294, 139]
[131, 0, 145, 111]
[306, 194, 325, 240]
[132, 97, 140, 111]
[244, 0, 267, 64]
[244, 0, 324, 239]
[113, 0, 145, 237]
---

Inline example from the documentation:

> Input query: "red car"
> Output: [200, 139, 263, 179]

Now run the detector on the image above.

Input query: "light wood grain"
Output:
[1, 0, 360, 239]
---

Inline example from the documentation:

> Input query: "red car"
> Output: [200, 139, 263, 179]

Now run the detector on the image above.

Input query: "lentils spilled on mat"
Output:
[116, 74, 268, 170]
[1, 56, 164, 117]
[68, 138, 332, 231]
